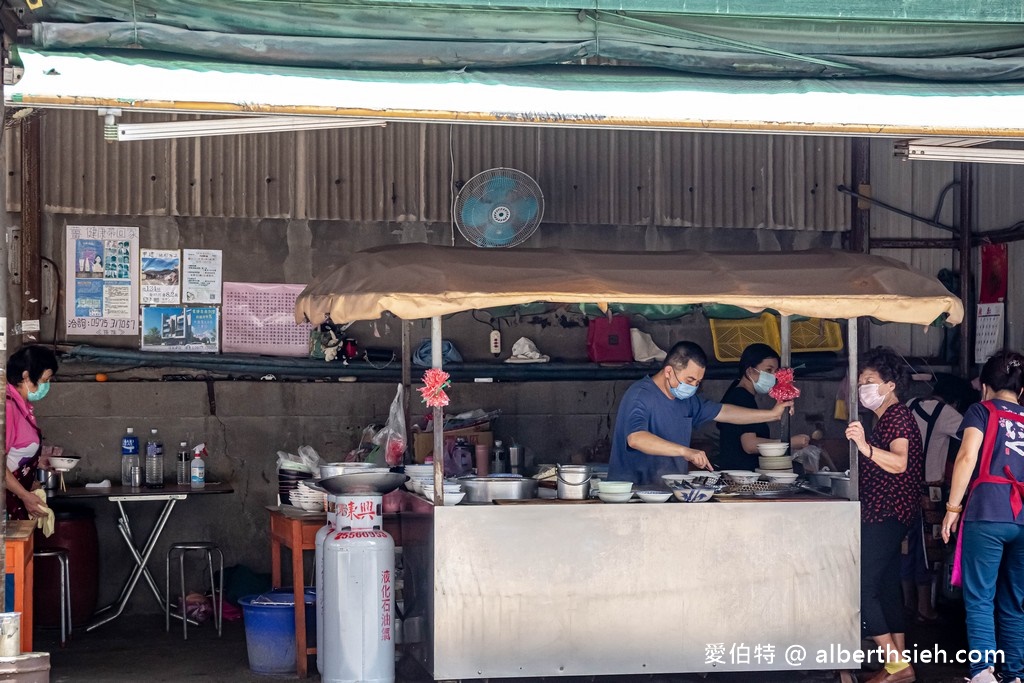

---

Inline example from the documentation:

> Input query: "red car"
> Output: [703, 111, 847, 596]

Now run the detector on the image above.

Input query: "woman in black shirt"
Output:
[716, 343, 810, 470]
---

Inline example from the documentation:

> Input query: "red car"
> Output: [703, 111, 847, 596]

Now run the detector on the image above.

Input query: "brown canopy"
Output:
[295, 244, 964, 326]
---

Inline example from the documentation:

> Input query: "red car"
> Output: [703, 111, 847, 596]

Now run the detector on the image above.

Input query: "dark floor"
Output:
[37, 609, 976, 682]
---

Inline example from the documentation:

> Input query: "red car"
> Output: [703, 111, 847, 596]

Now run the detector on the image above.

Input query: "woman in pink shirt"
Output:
[6, 345, 58, 520]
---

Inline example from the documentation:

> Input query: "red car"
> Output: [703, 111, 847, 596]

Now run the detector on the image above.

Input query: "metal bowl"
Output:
[459, 476, 539, 503]
[315, 471, 408, 495]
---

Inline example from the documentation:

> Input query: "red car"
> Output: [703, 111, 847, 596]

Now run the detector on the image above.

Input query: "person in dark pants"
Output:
[942, 351, 1024, 683]
[715, 343, 810, 471]
[846, 347, 924, 683]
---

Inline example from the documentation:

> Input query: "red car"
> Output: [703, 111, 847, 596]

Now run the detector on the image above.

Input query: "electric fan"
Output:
[453, 168, 544, 247]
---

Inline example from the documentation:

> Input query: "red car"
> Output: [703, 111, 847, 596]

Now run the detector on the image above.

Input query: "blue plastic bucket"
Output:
[239, 588, 316, 675]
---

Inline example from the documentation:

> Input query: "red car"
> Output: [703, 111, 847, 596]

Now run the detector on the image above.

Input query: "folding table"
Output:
[52, 483, 233, 631]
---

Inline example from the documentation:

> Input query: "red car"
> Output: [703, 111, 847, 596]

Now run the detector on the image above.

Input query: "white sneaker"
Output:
[966, 667, 997, 683]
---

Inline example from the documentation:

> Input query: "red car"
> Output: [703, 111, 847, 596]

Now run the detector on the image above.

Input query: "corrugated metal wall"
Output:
[868, 138, 958, 358]
[976, 163, 1024, 352]
[6, 110, 850, 231]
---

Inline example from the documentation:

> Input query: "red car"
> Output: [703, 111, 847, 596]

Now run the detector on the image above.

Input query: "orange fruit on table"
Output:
[95, 373, 108, 382]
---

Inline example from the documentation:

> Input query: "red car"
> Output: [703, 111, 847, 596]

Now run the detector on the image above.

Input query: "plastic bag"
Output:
[276, 446, 320, 474]
[373, 384, 407, 467]
[792, 445, 822, 473]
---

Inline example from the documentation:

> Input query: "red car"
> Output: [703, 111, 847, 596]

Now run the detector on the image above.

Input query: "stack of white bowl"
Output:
[756, 441, 793, 473]
[288, 481, 325, 511]
[405, 464, 435, 494]
[422, 481, 466, 506]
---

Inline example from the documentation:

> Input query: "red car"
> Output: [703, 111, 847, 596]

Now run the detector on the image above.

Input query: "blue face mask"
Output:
[753, 370, 776, 395]
[27, 381, 50, 402]
[670, 381, 698, 400]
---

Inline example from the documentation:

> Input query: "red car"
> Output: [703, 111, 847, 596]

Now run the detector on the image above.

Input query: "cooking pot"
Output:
[459, 476, 538, 503]
[830, 476, 852, 499]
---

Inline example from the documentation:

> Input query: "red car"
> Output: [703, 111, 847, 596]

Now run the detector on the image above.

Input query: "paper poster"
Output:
[65, 225, 139, 336]
[183, 249, 223, 304]
[140, 249, 181, 305]
[141, 306, 219, 353]
[222, 282, 311, 356]
[975, 302, 1004, 364]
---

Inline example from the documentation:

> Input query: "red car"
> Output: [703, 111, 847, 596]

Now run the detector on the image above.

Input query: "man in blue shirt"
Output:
[609, 341, 792, 486]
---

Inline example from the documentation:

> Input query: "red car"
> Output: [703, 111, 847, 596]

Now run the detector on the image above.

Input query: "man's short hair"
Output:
[664, 341, 708, 370]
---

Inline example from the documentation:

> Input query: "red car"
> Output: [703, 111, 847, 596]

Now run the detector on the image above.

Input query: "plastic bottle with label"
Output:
[190, 448, 206, 489]
[145, 428, 165, 489]
[121, 427, 140, 487]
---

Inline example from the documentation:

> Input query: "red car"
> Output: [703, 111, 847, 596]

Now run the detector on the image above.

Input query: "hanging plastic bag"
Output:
[373, 384, 408, 466]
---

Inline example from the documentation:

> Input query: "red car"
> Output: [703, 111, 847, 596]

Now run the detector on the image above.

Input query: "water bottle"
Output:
[145, 428, 164, 489]
[176, 442, 190, 486]
[491, 440, 507, 475]
[190, 451, 206, 489]
[121, 427, 140, 487]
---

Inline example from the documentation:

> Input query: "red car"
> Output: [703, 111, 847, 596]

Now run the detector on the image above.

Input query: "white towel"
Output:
[31, 489, 54, 537]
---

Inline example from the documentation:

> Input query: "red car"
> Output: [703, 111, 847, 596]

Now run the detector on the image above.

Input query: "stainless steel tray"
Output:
[314, 471, 408, 495]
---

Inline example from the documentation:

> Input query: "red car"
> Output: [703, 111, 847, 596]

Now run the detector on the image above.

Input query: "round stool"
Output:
[165, 542, 223, 639]
[33, 548, 71, 647]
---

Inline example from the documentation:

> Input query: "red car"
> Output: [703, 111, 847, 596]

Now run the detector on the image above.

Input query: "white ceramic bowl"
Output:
[672, 487, 715, 503]
[722, 470, 761, 485]
[761, 472, 799, 484]
[756, 442, 790, 457]
[597, 491, 633, 503]
[48, 456, 81, 471]
[423, 488, 466, 505]
[636, 490, 673, 503]
[598, 481, 634, 494]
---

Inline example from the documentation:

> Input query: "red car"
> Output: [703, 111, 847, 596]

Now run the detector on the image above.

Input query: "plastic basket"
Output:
[710, 315, 843, 362]
[790, 319, 844, 353]
[709, 314, 780, 362]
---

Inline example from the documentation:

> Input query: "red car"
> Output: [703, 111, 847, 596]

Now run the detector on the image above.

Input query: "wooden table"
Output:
[266, 507, 323, 678]
[5, 520, 35, 653]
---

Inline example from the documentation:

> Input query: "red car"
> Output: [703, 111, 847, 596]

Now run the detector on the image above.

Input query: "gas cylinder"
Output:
[315, 492, 339, 675]
[322, 493, 396, 683]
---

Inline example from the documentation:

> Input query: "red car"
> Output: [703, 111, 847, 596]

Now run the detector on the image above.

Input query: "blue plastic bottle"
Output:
[121, 427, 140, 486]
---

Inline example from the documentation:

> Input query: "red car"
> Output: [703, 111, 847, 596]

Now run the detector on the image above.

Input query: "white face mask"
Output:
[858, 383, 887, 411]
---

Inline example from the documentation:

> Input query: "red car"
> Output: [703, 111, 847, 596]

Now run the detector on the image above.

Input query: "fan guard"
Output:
[453, 168, 544, 248]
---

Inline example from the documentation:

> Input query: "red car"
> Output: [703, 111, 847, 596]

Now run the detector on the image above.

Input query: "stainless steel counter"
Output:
[401, 499, 860, 679]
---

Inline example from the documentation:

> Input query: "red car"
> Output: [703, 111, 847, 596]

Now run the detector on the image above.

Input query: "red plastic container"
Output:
[34, 506, 99, 628]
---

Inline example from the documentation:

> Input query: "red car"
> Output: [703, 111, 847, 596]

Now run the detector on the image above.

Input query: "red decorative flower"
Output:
[419, 368, 451, 408]
[769, 367, 801, 401]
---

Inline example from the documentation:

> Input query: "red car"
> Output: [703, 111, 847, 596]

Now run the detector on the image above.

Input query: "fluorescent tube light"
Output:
[896, 138, 1024, 165]
[117, 116, 387, 141]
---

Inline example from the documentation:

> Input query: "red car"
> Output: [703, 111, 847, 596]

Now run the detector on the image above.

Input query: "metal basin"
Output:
[318, 462, 389, 478]
[315, 471, 408, 495]
[459, 476, 539, 503]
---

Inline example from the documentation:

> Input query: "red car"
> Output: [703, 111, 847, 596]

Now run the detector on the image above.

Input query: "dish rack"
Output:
[720, 480, 802, 497]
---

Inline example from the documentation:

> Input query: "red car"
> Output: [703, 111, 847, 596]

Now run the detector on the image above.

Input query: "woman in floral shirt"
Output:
[845, 347, 924, 683]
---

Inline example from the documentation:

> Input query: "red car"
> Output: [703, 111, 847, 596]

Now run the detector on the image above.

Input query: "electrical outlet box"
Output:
[489, 329, 501, 355]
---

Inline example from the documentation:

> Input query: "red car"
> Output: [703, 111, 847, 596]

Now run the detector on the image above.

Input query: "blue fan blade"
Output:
[485, 175, 516, 198]
[509, 196, 539, 224]
[484, 222, 515, 246]
[459, 196, 490, 230]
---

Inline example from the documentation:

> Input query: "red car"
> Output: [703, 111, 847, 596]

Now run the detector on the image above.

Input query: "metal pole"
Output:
[956, 163, 975, 377]
[401, 320, 411, 465]
[847, 318, 859, 501]
[0, 53, 10, 609]
[779, 315, 791, 445]
[430, 316, 444, 506]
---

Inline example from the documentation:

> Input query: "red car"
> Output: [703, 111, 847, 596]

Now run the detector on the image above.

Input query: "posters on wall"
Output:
[140, 249, 181, 305]
[65, 225, 139, 336]
[222, 282, 311, 357]
[141, 306, 219, 353]
[183, 249, 223, 304]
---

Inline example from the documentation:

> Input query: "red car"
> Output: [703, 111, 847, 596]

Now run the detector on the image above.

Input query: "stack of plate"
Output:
[288, 481, 325, 511]
[278, 467, 313, 506]
[756, 442, 793, 472]
[404, 464, 436, 494]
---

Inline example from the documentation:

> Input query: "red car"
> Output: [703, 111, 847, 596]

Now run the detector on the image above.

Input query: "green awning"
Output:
[10, 48, 1024, 137]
